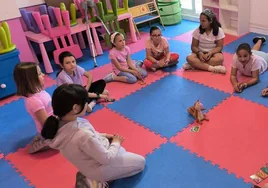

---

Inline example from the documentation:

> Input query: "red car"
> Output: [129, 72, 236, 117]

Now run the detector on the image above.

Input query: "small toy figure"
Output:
[187, 100, 209, 124]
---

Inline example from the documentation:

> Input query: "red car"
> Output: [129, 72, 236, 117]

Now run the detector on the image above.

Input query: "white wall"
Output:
[249, 0, 268, 34]
[16, 0, 45, 8]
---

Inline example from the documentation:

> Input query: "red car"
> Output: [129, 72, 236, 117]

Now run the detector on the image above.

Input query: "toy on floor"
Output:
[250, 163, 268, 184]
[187, 100, 209, 124]
[0, 22, 16, 54]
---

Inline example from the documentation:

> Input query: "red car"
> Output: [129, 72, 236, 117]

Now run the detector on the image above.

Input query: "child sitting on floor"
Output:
[56, 51, 114, 112]
[41, 84, 145, 187]
[103, 32, 148, 84]
[230, 37, 268, 93]
[144, 26, 179, 71]
[13, 62, 52, 154]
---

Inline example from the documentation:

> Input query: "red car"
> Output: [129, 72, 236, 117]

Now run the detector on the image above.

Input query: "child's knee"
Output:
[127, 76, 137, 84]
[141, 70, 148, 78]
[171, 53, 179, 61]
[136, 155, 146, 172]
[144, 59, 153, 69]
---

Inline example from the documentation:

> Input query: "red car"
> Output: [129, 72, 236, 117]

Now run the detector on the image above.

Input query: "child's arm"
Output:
[126, 55, 142, 79]
[83, 71, 93, 91]
[146, 48, 158, 63]
[230, 67, 240, 92]
[206, 39, 224, 60]
[35, 109, 48, 126]
[242, 70, 259, 87]
[111, 58, 133, 73]
[80, 131, 122, 165]
[164, 46, 171, 62]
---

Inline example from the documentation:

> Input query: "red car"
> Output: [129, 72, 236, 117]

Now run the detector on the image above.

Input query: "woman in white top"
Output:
[184, 9, 226, 74]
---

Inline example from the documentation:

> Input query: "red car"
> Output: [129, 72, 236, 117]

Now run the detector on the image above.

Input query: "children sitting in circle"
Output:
[56, 51, 114, 113]
[144, 26, 179, 71]
[230, 36, 268, 93]
[103, 32, 148, 84]
[184, 9, 226, 74]
[13, 62, 52, 154]
[41, 84, 145, 187]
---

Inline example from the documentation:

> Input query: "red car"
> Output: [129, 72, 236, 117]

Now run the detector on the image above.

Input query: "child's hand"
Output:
[234, 84, 242, 92]
[165, 58, 170, 64]
[132, 70, 142, 79]
[158, 59, 166, 67]
[198, 52, 206, 62]
[262, 88, 268, 96]
[205, 52, 212, 61]
[112, 134, 125, 144]
[235, 83, 247, 92]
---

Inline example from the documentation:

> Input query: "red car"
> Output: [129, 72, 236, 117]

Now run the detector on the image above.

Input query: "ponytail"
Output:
[41, 115, 60, 139]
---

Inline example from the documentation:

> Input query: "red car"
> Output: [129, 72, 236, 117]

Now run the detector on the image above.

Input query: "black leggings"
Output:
[87, 79, 106, 103]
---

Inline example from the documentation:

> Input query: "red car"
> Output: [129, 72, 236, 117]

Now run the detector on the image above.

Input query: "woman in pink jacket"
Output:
[41, 84, 145, 188]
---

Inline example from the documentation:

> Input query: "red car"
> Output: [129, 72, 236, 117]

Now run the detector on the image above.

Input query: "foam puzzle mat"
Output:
[1, 20, 268, 187]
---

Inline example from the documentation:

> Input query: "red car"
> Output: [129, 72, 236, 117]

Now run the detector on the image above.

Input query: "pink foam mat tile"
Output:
[44, 75, 56, 88]
[90, 63, 113, 82]
[6, 148, 77, 188]
[104, 70, 169, 101]
[172, 30, 194, 44]
[174, 52, 251, 93]
[85, 108, 167, 156]
[170, 96, 268, 186]
[0, 153, 3, 159]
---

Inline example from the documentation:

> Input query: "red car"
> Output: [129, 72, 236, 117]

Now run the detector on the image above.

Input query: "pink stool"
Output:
[32, 8, 83, 65]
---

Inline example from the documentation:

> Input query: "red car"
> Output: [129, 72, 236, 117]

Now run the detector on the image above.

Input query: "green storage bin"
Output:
[157, 0, 182, 25]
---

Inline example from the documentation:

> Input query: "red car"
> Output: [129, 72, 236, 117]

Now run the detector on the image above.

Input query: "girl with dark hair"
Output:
[184, 9, 226, 74]
[230, 36, 268, 93]
[144, 26, 179, 71]
[56, 51, 114, 113]
[42, 84, 145, 187]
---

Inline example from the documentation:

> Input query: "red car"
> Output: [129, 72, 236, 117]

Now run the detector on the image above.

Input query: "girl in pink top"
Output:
[230, 37, 268, 93]
[41, 84, 145, 187]
[144, 26, 179, 71]
[184, 9, 226, 74]
[103, 32, 147, 84]
[13, 62, 53, 154]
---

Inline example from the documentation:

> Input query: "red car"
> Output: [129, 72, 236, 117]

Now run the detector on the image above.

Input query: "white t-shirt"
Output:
[192, 27, 225, 52]
[232, 54, 268, 76]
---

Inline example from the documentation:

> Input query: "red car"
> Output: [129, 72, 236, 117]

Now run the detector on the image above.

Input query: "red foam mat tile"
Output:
[85, 108, 167, 157]
[170, 96, 268, 186]
[174, 52, 251, 93]
[6, 149, 77, 188]
[105, 71, 169, 100]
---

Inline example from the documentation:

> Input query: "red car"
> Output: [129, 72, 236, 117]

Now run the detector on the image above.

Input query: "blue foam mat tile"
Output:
[0, 86, 56, 155]
[110, 143, 252, 188]
[0, 158, 33, 188]
[233, 81, 268, 107]
[223, 33, 268, 54]
[108, 75, 230, 138]
[162, 40, 192, 72]
[139, 20, 199, 38]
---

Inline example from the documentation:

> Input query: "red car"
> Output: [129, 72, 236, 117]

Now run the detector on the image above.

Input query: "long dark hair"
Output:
[41, 84, 88, 139]
[199, 9, 221, 36]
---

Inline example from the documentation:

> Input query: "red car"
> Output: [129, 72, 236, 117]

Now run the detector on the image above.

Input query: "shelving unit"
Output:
[202, 0, 249, 36]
